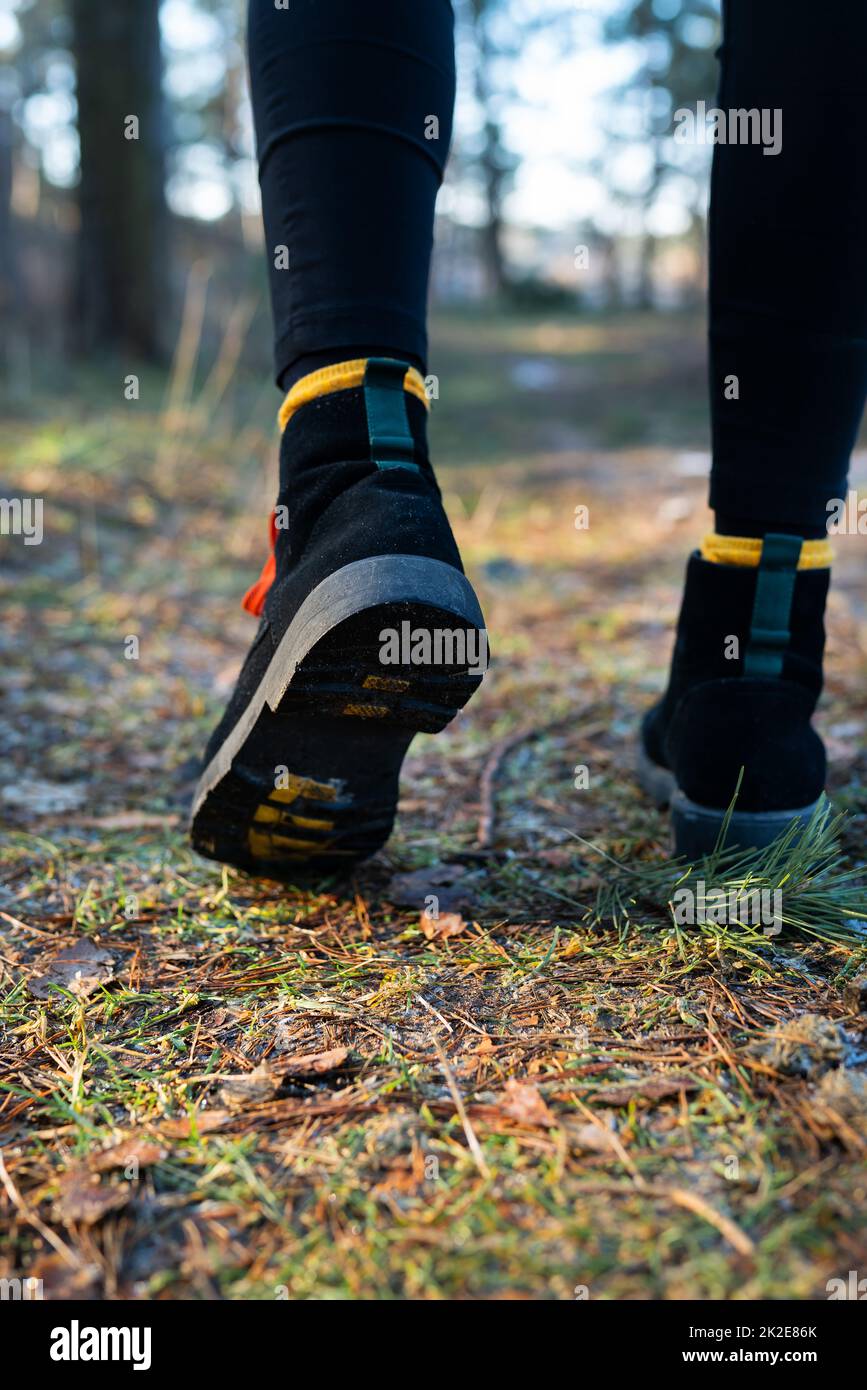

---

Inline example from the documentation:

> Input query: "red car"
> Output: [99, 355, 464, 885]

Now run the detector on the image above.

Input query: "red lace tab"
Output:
[241, 509, 278, 617]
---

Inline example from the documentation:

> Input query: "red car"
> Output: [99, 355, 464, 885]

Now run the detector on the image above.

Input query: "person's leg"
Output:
[249, 0, 455, 391]
[191, 0, 486, 877]
[709, 0, 867, 538]
[642, 0, 867, 855]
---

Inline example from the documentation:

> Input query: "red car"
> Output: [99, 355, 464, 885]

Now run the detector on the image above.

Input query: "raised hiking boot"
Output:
[638, 532, 831, 857]
[190, 358, 488, 878]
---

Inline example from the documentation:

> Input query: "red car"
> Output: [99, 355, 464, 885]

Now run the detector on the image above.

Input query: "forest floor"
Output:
[1, 308, 867, 1300]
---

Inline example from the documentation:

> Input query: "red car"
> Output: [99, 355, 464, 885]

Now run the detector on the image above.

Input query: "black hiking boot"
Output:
[638, 533, 830, 857]
[190, 358, 487, 878]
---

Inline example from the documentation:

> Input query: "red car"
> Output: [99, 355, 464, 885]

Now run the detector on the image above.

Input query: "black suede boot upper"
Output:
[204, 368, 464, 764]
[643, 549, 829, 813]
[266, 384, 462, 637]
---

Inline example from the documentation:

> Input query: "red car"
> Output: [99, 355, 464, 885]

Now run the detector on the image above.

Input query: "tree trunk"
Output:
[636, 229, 656, 310]
[70, 0, 169, 359]
[0, 108, 14, 368]
[469, 0, 511, 297]
[478, 122, 510, 297]
[636, 139, 665, 310]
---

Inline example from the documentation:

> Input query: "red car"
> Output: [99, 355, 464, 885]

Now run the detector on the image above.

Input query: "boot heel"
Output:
[670, 790, 824, 859]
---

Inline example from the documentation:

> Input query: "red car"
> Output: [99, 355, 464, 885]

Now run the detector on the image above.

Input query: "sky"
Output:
[464, 6, 640, 231]
[1, 0, 716, 238]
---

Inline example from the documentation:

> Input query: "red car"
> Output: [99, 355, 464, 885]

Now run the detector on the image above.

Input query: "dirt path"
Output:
[1, 312, 866, 1299]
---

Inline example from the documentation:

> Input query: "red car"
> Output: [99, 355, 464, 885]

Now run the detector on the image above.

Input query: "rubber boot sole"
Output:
[190, 555, 487, 879]
[636, 743, 822, 859]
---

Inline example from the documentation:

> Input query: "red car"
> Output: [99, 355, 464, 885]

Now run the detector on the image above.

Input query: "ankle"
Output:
[714, 514, 827, 542]
[279, 347, 426, 394]
[278, 356, 431, 481]
[661, 540, 830, 713]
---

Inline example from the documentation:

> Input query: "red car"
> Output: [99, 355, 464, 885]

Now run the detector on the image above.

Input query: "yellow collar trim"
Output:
[701, 533, 832, 569]
[278, 359, 429, 433]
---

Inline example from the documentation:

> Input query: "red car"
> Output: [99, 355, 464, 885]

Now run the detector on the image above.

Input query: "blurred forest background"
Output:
[0, 0, 721, 381]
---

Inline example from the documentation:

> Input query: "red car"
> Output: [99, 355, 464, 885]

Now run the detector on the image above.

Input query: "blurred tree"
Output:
[70, 0, 169, 359]
[602, 0, 719, 306]
[1, 0, 67, 369]
[160, 0, 249, 225]
[455, 0, 580, 298]
[0, 108, 13, 350]
[462, 0, 518, 295]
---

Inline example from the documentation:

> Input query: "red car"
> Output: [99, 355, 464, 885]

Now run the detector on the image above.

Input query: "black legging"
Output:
[248, 0, 454, 390]
[248, 0, 867, 538]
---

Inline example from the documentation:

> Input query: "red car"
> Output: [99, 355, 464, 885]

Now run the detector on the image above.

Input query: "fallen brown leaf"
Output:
[496, 1078, 555, 1127]
[570, 1121, 621, 1154]
[274, 1046, 350, 1077]
[388, 863, 474, 916]
[158, 1110, 233, 1138]
[591, 1077, 699, 1106]
[29, 938, 116, 1000]
[54, 1173, 130, 1226]
[219, 1064, 282, 1109]
[216, 1049, 350, 1108]
[421, 909, 468, 941]
[28, 1254, 102, 1300]
[88, 1138, 167, 1173]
